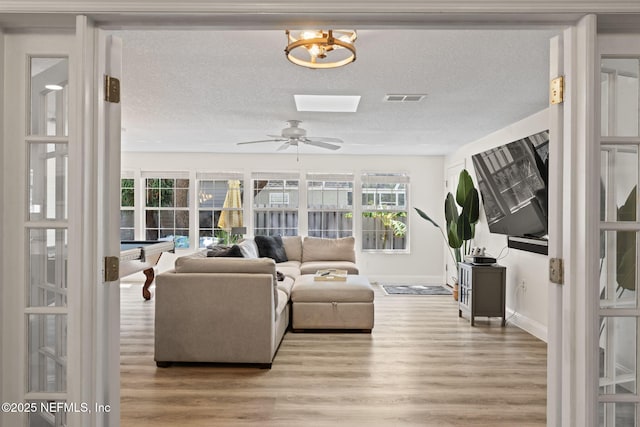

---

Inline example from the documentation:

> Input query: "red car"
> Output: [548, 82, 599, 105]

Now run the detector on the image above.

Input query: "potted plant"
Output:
[415, 169, 480, 300]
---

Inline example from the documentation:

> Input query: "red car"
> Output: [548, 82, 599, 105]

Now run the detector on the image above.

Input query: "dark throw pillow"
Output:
[212, 244, 244, 258]
[254, 235, 288, 263]
[206, 245, 230, 257]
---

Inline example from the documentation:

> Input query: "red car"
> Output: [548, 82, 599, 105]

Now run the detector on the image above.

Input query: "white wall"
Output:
[446, 109, 549, 341]
[122, 152, 446, 283]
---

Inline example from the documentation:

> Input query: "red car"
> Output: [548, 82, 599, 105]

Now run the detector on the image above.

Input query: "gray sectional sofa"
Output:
[154, 236, 361, 368]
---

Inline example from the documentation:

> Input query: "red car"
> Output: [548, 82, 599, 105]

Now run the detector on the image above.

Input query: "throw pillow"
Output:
[213, 245, 244, 258]
[254, 235, 288, 263]
[237, 238, 259, 258]
[206, 245, 230, 257]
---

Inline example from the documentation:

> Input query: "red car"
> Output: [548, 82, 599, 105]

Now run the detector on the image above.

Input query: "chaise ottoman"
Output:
[291, 274, 374, 332]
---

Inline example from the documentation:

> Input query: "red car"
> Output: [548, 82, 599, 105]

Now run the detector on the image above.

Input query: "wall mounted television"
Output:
[471, 130, 549, 255]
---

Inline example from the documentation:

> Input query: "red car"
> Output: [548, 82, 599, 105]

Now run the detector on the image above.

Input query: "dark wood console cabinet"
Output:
[458, 263, 506, 326]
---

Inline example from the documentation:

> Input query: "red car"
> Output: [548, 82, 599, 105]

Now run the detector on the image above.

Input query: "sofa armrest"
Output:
[154, 272, 276, 364]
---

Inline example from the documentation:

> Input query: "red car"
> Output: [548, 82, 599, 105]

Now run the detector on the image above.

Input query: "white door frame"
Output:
[2, 6, 637, 426]
[72, 16, 122, 426]
[546, 14, 600, 427]
[0, 25, 5, 410]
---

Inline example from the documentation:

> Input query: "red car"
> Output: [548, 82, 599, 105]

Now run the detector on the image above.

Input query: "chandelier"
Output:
[285, 30, 357, 69]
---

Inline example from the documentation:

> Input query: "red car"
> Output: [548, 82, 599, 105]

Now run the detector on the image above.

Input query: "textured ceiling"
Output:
[116, 28, 560, 155]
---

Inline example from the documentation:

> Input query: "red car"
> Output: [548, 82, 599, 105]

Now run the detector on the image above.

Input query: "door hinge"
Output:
[104, 256, 120, 282]
[104, 75, 120, 103]
[549, 258, 564, 284]
[550, 76, 564, 105]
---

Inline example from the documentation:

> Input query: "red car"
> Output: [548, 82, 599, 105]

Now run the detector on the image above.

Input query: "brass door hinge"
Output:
[104, 256, 120, 282]
[104, 75, 120, 103]
[550, 76, 564, 105]
[549, 258, 564, 284]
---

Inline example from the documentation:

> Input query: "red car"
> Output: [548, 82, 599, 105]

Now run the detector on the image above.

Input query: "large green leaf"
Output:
[414, 207, 440, 229]
[463, 188, 480, 225]
[444, 192, 459, 227]
[457, 212, 473, 241]
[456, 170, 474, 207]
[447, 221, 463, 249]
[617, 186, 636, 291]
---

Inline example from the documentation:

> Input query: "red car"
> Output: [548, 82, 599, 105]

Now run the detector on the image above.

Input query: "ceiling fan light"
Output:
[285, 29, 357, 69]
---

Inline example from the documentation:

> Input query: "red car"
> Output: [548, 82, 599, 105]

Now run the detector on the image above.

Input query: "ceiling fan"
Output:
[236, 120, 343, 151]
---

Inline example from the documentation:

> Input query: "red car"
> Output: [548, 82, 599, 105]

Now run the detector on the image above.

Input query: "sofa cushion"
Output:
[275, 260, 301, 280]
[275, 289, 289, 321]
[300, 261, 359, 275]
[174, 256, 277, 282]
[255, 235, 288, 263]
[302, 236, 356, 263]
[237, 238, 259, 258]
[276, 276, 295, 299]
[282, 236, 302, 262]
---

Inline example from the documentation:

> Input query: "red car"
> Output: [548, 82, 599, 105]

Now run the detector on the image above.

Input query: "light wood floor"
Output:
[120, 283, 547, 427]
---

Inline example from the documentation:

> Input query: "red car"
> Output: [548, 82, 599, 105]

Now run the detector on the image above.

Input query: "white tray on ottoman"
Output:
[291, 274, 374, 332]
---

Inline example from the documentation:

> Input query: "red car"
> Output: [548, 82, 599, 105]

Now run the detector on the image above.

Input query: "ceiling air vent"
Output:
[384, 94, 427, 102]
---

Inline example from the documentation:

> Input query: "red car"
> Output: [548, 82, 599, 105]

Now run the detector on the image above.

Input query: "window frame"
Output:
[360, 173, 409, 252]
[141, 172, 190, 248]
[196, 174, 244, 248]
[306, 173, 354, 238]
[252, 173, 300, 236]
[119, 173, 135, 241]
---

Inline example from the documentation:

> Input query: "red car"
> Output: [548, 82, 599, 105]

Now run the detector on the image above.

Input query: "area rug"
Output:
[382, 284, 452, 296]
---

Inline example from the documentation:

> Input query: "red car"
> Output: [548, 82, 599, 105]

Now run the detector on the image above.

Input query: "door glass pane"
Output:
[29, 143, 68, 221]
[600, 230, 637, 309]
[601, 145, 638, 223]
[28, 314, 67, 392]
[29, 228, 67, 307]
[601, 58, 640, 137]
[29, 57, 69, 137]
[599, 316, 637, 395]
[599, 402, 636, 427]
[28, 400, 68, 427]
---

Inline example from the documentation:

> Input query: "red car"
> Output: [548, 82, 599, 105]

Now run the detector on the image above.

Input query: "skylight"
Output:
[294, 95, 361, 112]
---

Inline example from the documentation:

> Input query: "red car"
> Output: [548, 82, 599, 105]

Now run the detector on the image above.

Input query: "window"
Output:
[307, 173, 353, 238]
[253, 173, 299, 236]
[120, 175, 135, 240]
[361, 173, 409, 251]
[197, 174, 244, 248]
[142, 173, 190, 248]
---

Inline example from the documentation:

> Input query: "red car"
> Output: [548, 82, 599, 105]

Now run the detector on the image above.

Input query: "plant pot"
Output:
[453, 283, 459, 301]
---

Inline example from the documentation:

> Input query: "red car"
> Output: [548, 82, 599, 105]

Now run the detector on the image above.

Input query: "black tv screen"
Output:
[471, 130, 549, 238]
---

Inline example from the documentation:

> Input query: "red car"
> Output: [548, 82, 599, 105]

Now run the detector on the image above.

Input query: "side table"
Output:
[458, 262, 506, 326]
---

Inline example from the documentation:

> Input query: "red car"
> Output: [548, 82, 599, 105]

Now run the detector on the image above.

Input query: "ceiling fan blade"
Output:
[305, 136, 344, 144]
[236, 138, 284, 145]
[303, 140, 342, 150]
[277, 142, 291, 151]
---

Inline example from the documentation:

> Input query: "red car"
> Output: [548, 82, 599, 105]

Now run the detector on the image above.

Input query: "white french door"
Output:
[1, 17, 122, 427]
[597, 33, 640, 427]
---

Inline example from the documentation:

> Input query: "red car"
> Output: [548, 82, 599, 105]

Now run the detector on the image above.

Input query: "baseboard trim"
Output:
[368, 275, 445, 285]
[506, 308, 547, 343]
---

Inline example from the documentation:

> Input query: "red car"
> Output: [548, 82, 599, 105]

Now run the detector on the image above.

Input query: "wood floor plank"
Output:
[120, 283, 546, 426]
